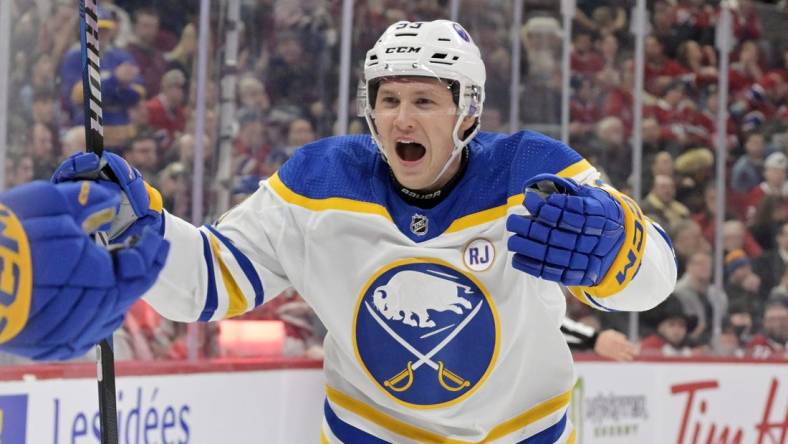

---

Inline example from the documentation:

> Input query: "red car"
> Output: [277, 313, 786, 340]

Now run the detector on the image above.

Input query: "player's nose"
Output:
[392, 103, 416, 131]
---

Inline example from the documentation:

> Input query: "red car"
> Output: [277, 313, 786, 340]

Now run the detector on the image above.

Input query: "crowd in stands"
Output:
[2, 0, 785, 362]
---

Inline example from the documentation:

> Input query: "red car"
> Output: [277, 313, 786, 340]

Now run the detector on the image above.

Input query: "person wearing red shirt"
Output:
[641, 295, 695, 357]
[745, 298, 787, 359]
[744, 152, 788, 219]
[570, 30, 604, 76]
[145, 69, 188, 148]
[644, 35, 686, 95]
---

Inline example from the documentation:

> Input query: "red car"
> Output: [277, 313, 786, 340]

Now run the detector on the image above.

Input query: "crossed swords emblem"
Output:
[364, 299, 483, 393]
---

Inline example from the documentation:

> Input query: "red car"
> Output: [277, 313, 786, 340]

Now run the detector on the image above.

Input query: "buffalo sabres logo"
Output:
[354, 258, 499, 408]
[410, 214, 428, 236]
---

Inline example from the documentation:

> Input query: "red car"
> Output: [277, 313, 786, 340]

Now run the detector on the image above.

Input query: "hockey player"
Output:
[43, 20, 675, 442]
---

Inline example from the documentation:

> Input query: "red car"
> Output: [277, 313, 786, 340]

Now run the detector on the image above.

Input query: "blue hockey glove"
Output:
[0, 181, 169, 360]
[507, 174, 630, 289]
[52, 151, 163, 242]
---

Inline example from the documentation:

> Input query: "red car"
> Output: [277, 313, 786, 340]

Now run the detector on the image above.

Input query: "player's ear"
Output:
[459, 115, 476, 134]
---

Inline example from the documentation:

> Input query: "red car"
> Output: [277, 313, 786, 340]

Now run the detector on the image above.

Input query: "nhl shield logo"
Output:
[353, 258, 499, 408]
[410, 214, 428, 236]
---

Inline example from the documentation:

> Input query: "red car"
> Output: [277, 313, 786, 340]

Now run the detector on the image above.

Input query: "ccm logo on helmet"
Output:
[385, 46, 421, 54]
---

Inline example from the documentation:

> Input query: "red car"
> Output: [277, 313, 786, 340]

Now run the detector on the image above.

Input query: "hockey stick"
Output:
[79, 2, 119, 444]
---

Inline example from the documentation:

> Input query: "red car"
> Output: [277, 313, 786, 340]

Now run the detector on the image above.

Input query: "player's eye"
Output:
[380, 96, 399, 106]
[415, 97, 434, 106]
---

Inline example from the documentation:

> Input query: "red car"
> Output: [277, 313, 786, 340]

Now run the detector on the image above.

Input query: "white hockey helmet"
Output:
[358, 20, 486, 171]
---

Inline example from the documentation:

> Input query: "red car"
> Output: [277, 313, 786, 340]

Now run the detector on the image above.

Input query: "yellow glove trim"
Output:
[0, 204, 32, 343]
[568, 187, 647, 299]
[144, 181, 163, 213]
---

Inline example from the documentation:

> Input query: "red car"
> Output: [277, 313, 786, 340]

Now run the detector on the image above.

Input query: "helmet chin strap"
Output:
[366, 106, 478, 192]
[422, 113, 475, 190]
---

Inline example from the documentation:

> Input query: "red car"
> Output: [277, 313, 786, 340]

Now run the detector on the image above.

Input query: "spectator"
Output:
[234, 109, 274, 177]
[749, 195, 788, 252]
[675, 147, 714, 213]
[569, 77, 600, 142]
[754, 222, 788, 299]
[155, 161, 188, 218]
[164, 23, 197, 79]
[641, 174, 690, 232]
[594, 34, 621, 90]
[729, 40, 764, 94]
[30, 88, 60, 137]
[60, 126, 87, 161]
[650, 2, 684, 57]
[602, 59, 633, 132]
[29, 123, 56, 180]
[642, 116, 681, 156]
[5, 153, 34, 189]
[676, 40, 717, 92]
[732, 0, 763, 43]
[520, 16, 562, 124]
[724, 220, 763, 258]
[724, 249, 763, 310]
[745, 298, 787, 359]
[644, 35, 685, 96]
[122, 133, 159, 185]
[671, 218, 710, 276]
[729, 299, 756, 346]
[674, 251, 717, 345]
[641, 295, 694, 357]
[732, 132, 768, 193]
[268, 117, 318, 170]
[237, 76, 271, 115]
[714, 317, 745, 358]
[743, 151, 788, 219]
[126, 7, 168, 96]
[60, 7, 144, 149]
[570, 30, 604, 76]
[146, 69, 188, 148]
[643, 151, 674, 193]
[586, 116, 629, 188]
[769, 268, 788, 300]
[265, 33, 320, 118]
[18, 53, 57, 118]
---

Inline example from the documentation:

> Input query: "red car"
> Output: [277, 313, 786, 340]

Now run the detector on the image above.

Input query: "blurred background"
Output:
[0, 0, 785, 365]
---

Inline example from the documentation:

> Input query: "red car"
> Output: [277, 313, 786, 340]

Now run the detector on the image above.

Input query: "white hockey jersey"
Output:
[144, 131, 677, 443]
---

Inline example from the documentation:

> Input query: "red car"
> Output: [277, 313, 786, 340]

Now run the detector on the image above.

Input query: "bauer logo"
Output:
[353, 258, 499, 408]
[0, 205, 32, 344]
[0, 394, 28, 443]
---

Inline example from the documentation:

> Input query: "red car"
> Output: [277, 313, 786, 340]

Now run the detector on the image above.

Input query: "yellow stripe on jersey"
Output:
[569, 186, 647, 299]
[207, 232, 248, 318]
[484, 390, 572, 442]
[320, 428, 330, 444]
[557, 159, 593, 179]
[568, 427, 577, 444]
[445, 194, 526, 233]
[270, 160, 593, 235]
[268, 173, 393, 221]
[325, 385, 571, 443]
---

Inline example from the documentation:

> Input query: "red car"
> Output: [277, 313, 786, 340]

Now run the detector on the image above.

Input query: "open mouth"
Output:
[395, 141, 426, 162]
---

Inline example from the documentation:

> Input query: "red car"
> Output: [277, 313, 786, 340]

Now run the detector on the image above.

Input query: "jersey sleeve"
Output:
[142, 179, 302, 322]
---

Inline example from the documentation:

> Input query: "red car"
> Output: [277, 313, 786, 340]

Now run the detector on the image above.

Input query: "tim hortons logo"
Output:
[82, 0, 104, 134]
[671, 378, 787, 444]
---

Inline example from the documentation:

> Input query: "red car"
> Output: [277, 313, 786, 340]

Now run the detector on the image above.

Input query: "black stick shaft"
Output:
[80, 2, 117, 444]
